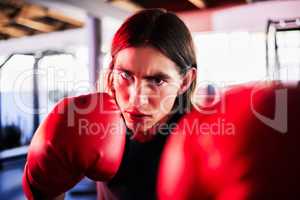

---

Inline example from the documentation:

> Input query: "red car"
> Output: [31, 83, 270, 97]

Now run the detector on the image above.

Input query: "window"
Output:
[0, 55, 35, 148]
[193, 31, 267, 87]
[0, 46, 90, 149]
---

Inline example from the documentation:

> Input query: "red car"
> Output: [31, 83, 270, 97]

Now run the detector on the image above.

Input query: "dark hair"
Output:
[107, 8, 197, 114]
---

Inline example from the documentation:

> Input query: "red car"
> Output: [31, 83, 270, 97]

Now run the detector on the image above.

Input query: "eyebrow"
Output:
[115, 66, 172, 80]
[143, 73, 171, 80]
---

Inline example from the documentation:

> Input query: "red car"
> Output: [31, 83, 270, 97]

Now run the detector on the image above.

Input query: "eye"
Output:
[148, 78, 165, 86]
[119, 71, 133, 81]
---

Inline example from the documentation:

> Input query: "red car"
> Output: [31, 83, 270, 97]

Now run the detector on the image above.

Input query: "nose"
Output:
[128, 80, 149, 108]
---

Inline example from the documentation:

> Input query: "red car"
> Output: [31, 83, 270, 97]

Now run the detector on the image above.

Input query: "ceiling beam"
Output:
[27, 0, 131, 20]
[15, 17, 59, 32]
[188, 0, 206, 9]
[17, 4, 84, 27]
[0, 26, 29, 37]
[18, 4, 47, 19]
[0, 12, 9, 26]
[110, 0, 143, 12]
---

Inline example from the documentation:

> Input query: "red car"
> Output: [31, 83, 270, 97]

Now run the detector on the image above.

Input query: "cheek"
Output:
[114, 82, 130, 108]
[155, 86, 180, 114]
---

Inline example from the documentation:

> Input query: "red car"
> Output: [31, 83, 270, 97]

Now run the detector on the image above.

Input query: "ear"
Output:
[178, 68, 197, 95]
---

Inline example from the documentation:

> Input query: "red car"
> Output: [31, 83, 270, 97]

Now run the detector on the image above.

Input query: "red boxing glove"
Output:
[158, 82, 300, 200]
[23, 93, 126, 199]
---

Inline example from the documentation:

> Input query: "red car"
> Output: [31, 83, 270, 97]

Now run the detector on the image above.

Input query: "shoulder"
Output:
[65, 92, 113, 105]
[53, 92, 117, 111]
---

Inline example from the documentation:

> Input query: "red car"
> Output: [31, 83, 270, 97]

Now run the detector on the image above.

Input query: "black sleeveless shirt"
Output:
[102, 112, 183, 200]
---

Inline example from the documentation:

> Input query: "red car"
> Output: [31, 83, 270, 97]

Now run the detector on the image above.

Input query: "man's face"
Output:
[112, 46, 184, 134]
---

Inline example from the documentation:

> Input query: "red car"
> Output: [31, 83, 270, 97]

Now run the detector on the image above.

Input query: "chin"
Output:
[130, 125, 151, 133]
[125, 121, 153, 133]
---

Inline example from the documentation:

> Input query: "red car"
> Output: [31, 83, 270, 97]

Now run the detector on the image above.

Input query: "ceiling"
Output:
[110, 0, 248, 12]
[0, 0, 83, 40]
[0, 0, 269, 41]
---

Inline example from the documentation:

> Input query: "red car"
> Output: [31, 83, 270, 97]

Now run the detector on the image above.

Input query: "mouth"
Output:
[124, 110, 151, 122]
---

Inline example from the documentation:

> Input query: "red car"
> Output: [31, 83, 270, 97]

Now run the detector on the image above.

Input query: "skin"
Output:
[51, 46, 196, 199]
[112, 46, 196, 140]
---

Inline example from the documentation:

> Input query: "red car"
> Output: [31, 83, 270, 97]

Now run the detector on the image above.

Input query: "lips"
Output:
[124, 110, 151, 122]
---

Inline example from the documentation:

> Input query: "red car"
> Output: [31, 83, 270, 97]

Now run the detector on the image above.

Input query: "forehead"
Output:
[114, 46, 180, 77]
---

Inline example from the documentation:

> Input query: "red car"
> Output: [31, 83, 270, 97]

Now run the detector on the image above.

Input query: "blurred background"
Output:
[0, 0, 299, 199]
